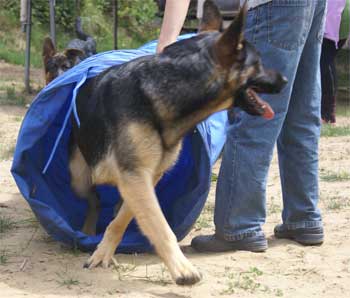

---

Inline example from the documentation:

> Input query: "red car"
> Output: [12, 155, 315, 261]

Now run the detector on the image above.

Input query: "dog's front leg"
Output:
[85, 202, 133, 268]
[116, 171, 201, 285]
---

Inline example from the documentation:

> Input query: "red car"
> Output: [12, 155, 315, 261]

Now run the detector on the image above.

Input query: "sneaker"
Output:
[191, 234, 268, 253]
[274, 224, 324, 245]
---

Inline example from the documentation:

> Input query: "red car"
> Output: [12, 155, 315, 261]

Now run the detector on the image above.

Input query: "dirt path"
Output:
[1, 72, 350, 297]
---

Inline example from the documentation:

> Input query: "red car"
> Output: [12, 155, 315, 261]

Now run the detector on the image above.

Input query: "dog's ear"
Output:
[199, 0, 222, 32]
[213, 2, 247, 67]
[63, 49, 84, 66]
[42, 37, 56, 68]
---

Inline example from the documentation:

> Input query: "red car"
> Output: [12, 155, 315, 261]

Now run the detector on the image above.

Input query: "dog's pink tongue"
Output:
[249, 88, 275, 120]
[262, 103, 274, 120]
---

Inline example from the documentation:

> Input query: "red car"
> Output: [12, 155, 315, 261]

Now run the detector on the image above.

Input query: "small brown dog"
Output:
[42, 37, 84, 84]
[42, 17, 96, 84]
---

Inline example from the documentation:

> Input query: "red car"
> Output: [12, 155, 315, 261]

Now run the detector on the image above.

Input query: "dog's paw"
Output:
[83, 242, 116, 269]
[169, 257, 202, 286]
[175, 270, 202, 286]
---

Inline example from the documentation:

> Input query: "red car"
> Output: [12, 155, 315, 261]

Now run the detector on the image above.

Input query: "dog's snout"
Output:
[247, 69, 288, 94]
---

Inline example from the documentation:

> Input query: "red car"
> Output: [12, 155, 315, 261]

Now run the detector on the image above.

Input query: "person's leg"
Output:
[329, 56, 337, 123]
[320, 38, 337, 123]
[326, 38, 348, 123]
[275, 0, 326, 245]
[192, 2, 315, 252]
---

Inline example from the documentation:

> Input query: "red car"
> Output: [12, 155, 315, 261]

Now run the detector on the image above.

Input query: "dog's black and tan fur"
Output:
[69, 1, 286, 285]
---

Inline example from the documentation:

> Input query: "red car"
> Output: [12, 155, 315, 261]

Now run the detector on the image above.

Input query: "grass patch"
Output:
[60, 242, 83, 257]
[211, 172, 218, 182]
[221, 267, 266, 295]
[56, 271, 80, 289]
[336, 49, 349, 86]
[111, 257, 137, 281]
[325, 196, 349, 211]
[0, 143, 16, 160]
[16, 217, 39, 229]
[111, 259, 171, 285]
[336, 49, 350, 103]
[0, 214, 38, 236]
[0, 249, 9, 265]
[143, 264, 172, 286]
[194, 201, 214, 230]
[320, 170, 350, 182]
[337, 100, 350, 117]
[13, 116, 23, 122]
[0, 42, 27, 66]
[0, 215, 16, 234]
[0, 86, 26, 105]
[275, 288, 284, 297]
[203, 201, 215, 214]
[221, 267, 283, 296]
[327, 200, 343, 210]
[268, 196, 281, 215]
[321, 124, 350, 137]
[194, 214, 211, 230]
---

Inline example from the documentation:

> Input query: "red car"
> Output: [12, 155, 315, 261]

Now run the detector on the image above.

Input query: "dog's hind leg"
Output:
[81, 191, 100, 235]
[85, 202, 133, 268]
[69, 146, 100, 235]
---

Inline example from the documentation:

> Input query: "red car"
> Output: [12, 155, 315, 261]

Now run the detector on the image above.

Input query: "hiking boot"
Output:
[274, 224, 324, 245]
[191, 234, 268, 253]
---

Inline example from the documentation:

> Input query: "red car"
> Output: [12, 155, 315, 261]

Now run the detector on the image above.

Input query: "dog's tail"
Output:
[75, 16, 92, 41]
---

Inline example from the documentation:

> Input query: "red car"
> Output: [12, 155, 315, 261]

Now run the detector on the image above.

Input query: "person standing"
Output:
[157, 0, 327, 252]
[321, 0, 349, 124]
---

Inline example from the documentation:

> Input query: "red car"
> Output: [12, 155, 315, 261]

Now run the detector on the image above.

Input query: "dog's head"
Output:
[199, 0, 287, 119]
[42, 37, 84, 85]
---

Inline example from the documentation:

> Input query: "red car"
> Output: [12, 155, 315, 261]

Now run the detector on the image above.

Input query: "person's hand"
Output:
[156, 0, 191, 53]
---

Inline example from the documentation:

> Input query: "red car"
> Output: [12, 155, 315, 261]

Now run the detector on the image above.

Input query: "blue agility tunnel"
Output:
[11, 35, 229, 253]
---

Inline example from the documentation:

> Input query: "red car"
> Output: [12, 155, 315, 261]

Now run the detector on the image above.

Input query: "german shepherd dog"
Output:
[42, 17, 97, 85]
[69, 1, 287, 285]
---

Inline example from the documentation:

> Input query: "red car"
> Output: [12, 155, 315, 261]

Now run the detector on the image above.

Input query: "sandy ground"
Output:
[1, 63, 350, 297]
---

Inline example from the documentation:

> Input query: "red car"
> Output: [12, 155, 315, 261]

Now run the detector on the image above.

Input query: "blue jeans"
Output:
[214, 0, 327, 241]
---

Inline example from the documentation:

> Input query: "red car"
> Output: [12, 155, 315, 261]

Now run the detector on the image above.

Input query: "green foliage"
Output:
[0, 0, 160, 67]
[2, 0, 21, 17]
[1, 0, 158, 35]
[32, 0, 78, 32]
[3, 0, 78, 32]
[95, 0, 157, 23]
[118, 0, 158, 34]
[86, 0, 159, 44]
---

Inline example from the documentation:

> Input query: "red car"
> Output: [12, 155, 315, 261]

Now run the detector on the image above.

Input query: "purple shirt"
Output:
[324, 0, 346, 45]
